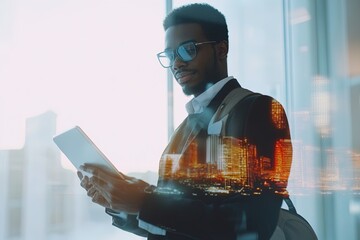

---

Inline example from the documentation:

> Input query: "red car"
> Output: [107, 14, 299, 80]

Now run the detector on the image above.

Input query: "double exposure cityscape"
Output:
[159, 137, 292, 196]
[158, 100, 292, 196]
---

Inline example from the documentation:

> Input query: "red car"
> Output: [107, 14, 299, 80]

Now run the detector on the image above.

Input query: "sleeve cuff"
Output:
[105, 208, 166, 236]
[138, 219, 166, 236]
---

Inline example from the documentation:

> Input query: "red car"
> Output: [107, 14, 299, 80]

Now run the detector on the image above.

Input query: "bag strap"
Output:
[214, 87, 254, 122]
[284, 197, 297, 214]
[208, 87, 256, 135]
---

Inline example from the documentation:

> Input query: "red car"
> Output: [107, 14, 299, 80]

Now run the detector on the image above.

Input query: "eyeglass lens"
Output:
[177, 42, 196, 61]
[159, 42, 197, 67]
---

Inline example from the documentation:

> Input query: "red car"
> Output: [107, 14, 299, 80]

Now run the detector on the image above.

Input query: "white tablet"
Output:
[53, 126, 119, 176]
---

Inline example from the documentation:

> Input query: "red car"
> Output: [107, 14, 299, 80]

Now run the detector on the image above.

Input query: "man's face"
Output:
[165, 23, 219, 97]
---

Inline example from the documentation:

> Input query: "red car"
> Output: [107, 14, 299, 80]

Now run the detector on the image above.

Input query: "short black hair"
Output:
[163, 3, 228, 43]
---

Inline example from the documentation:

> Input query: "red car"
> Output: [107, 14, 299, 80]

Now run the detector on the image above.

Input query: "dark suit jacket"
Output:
[108, 79, 292, 240]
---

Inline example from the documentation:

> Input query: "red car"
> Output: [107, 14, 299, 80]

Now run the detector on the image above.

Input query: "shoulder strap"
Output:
[214, 87, 255, 122]
[207, 87, 255, 135]
[284, 197, 297, 214]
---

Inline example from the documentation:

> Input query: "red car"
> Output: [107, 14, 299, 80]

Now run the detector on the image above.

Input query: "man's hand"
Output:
[77, 164, 150, 214]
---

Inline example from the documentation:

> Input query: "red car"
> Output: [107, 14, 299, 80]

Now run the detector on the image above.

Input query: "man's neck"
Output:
[193, 74, 229, 97]
[185, 76, 234, 114]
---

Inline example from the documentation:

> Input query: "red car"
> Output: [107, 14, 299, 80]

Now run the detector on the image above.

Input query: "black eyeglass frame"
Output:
[156, 40, 217, 68]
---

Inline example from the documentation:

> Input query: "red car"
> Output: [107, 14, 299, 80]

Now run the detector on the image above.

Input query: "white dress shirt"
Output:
[185, 76, 234, 114]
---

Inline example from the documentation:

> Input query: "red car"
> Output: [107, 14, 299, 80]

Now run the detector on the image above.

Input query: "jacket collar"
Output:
[165, 78, 241, 154]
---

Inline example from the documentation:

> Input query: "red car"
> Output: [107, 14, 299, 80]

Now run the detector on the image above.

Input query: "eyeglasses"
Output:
[157, 41, 217, 68]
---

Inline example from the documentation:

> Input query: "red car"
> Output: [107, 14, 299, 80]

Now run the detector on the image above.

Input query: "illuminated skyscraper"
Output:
[206, 135, 223, 177]
[222, 137, 242, 180]
[159, 154, 181, 180]
[274, 139, 292, 182]
[271, 100, 287, 130]
[182, 141, 199, 178]
[221, 137, 257, 187]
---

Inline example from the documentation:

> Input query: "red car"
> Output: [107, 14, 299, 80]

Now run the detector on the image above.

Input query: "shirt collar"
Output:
[185, 76, 234, 114]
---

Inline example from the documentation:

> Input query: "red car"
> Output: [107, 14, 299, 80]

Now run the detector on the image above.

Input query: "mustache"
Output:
[174, 70, 195, 80]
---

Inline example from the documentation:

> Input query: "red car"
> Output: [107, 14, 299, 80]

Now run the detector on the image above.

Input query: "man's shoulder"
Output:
[226, 90, 285, 123]
[228, 88, 281, 111]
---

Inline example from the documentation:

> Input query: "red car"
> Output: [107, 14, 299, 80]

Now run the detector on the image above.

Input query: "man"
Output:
[79, 3, 292, 240]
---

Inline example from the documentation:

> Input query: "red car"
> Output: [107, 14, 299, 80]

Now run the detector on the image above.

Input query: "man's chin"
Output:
[182, 87, 193, 96]
[182, 83, 210, 97]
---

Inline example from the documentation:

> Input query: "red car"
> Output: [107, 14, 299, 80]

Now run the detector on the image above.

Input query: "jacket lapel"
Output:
[164, 79, 241, 155]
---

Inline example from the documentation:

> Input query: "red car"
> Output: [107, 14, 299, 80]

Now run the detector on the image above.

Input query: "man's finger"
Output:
[89, 177, 115, 202]
[77, 171, 84, 180]
[90, 175, 131, 195]
[92, 192, 111, 208]
[80, 176, 92, 190]
[79, 164, 97, 175]
[87, 185, 97, 198]
[80, 164, 126, 181]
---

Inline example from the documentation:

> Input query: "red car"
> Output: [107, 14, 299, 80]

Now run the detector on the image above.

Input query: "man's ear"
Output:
[216, 40, 228, 60]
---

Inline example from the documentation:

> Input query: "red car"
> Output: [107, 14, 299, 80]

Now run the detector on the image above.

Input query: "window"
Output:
[0, 1, 165, 239]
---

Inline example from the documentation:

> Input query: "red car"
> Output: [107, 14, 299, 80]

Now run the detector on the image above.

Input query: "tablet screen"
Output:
[53, 126, 119, 176]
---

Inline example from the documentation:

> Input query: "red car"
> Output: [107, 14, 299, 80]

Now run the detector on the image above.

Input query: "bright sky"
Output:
[0, 0, 191, 173]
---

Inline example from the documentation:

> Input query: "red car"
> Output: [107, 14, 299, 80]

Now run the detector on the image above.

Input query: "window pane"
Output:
[0, 1, 166, 239]
[171, 1, 358, 240]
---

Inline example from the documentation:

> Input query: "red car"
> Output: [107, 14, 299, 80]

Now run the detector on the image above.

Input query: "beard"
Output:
[181, 80, 211, 96]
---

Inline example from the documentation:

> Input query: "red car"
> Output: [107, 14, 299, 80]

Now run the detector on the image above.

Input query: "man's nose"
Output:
[171, 56, 186, 70]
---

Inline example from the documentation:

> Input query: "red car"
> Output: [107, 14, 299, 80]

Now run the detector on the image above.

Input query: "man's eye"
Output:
[183, 44, 196, 54]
